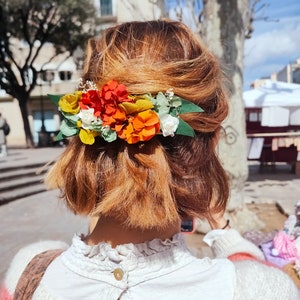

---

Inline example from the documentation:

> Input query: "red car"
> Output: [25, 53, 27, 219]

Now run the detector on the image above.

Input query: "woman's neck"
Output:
[84, 216, 181, 247]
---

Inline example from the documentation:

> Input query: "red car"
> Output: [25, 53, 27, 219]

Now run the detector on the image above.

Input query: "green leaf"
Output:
[145, 94, 156, 104]
[89, 123, 103, 132]
[176, 119, 196, 137]
[154, 92, 170, 116]
[179, 99, 204, 114]
[63, 113, 80, 124]
[157, 106, 170, 117]
[168, 109, 178, 117]
[169, 96, 182, 108]
[55, 131, 64, 141]
[48, 94, 63, 106]
[55, 130, 76, 141]
[156, 92, 169, 106]
[101, 127, 117, 142]
[60, 120, 79, 136]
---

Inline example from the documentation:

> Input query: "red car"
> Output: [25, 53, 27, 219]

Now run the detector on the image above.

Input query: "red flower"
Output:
[79, 90, 102, 116]
[100, 80, 133, 127]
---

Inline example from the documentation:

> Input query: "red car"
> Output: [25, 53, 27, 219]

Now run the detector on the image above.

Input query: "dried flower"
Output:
[49, 80, 204, 145]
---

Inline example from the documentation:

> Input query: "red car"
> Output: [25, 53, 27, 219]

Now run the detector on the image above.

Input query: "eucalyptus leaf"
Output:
[154, 92, 170, 116]
[60, 120, 79, 136]
[157, 106, 170, 117]
[146, 94, 156, 105]
[156, 92, 169, 107]
[62, 112, 80, 123]
[170, 96, 182, 108]
[101, 127, 117, 142]
[89, 123, 103, 132]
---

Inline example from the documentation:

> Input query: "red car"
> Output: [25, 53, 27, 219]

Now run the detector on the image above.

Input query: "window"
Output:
[100, 0, 112, 16]
[59, 71, 72, 81]
[246, 109, 262, 122]
[293, 68, 300, 84]
[40, 70, 55, 83]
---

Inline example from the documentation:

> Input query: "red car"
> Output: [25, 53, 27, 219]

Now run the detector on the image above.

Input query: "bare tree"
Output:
[167, 0, 265, 231]
[0, 0, 96, 147]
[201, 0, 250, 221]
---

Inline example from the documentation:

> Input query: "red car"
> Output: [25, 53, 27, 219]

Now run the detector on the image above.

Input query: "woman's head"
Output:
[46, 19, 229, 230]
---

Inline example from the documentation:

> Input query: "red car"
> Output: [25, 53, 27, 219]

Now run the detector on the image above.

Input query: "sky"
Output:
[244, 0, 300, 90]
[166, 0, 300, 91]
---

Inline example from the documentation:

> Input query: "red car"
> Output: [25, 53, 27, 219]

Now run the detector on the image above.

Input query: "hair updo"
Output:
[46, 19, 229, 229]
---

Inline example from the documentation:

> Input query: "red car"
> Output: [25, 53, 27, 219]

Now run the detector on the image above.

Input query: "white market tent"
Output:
[243, 80, 300, 127]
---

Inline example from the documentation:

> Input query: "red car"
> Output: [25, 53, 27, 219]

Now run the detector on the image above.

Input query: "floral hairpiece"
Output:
[48, 80, 204, 145]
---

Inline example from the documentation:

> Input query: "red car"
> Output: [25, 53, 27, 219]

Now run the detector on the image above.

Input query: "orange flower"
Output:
[116, 110, 160, 144]
[101, 107, 127, 127]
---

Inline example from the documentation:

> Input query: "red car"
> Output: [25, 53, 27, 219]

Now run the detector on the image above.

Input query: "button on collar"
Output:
[113, 268, 124, 281]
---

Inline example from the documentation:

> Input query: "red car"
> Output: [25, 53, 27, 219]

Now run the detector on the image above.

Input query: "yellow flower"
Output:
[119, 96, 154, 115]
[58, 91, 82, 114]
[79, 128, 99, 145]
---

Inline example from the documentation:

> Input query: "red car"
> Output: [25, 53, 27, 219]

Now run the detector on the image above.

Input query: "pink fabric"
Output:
[272, 231, 300, 261]
[0, 285, 13, 300]
[260, 241, 290, 268]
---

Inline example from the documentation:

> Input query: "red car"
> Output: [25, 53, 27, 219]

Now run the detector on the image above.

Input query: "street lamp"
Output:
[40, 85, 46, 133]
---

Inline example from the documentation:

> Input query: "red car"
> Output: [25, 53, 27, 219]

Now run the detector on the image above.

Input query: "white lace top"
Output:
[4, 230, 298, 299]
[36, 233, 236, 300]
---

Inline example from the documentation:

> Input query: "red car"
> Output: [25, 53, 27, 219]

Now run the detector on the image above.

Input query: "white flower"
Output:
[79, 108, 102, 129]
[165, 88, 174, 100]
[160, 114, 179, 137]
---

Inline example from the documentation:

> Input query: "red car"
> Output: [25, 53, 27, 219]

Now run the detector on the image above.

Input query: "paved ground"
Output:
[0, 147, 64, 170]
[0, 147, 300, 281]
[0, 147, 85, 280]
[0, 190, 88, 281]
[245, 162, 300, 215]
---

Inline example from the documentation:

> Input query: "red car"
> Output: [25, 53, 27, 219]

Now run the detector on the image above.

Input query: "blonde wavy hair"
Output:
[45, 20, 229, 230]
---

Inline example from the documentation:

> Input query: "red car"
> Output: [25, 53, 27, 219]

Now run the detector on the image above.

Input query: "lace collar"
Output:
[61, 233, 199, 281]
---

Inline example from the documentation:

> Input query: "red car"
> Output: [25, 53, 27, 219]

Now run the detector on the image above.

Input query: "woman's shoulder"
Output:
[233, 259, 300, 300]
[204, 228, 299, 299]
[2, 240, 68, 298]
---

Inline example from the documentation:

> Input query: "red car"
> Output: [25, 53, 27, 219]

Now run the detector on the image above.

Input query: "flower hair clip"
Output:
[48, 80, 204, 145]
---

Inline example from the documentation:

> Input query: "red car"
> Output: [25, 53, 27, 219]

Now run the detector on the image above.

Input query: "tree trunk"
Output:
[202, 0, 263, 232]
[18, 96, 35, 148]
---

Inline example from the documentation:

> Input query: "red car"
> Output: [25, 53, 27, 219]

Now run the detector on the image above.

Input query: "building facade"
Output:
[0, 46, 81, 147]
[273, 58, 300, 84]
[0, 0, 165, 147]
[251, 57, 300, 89]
